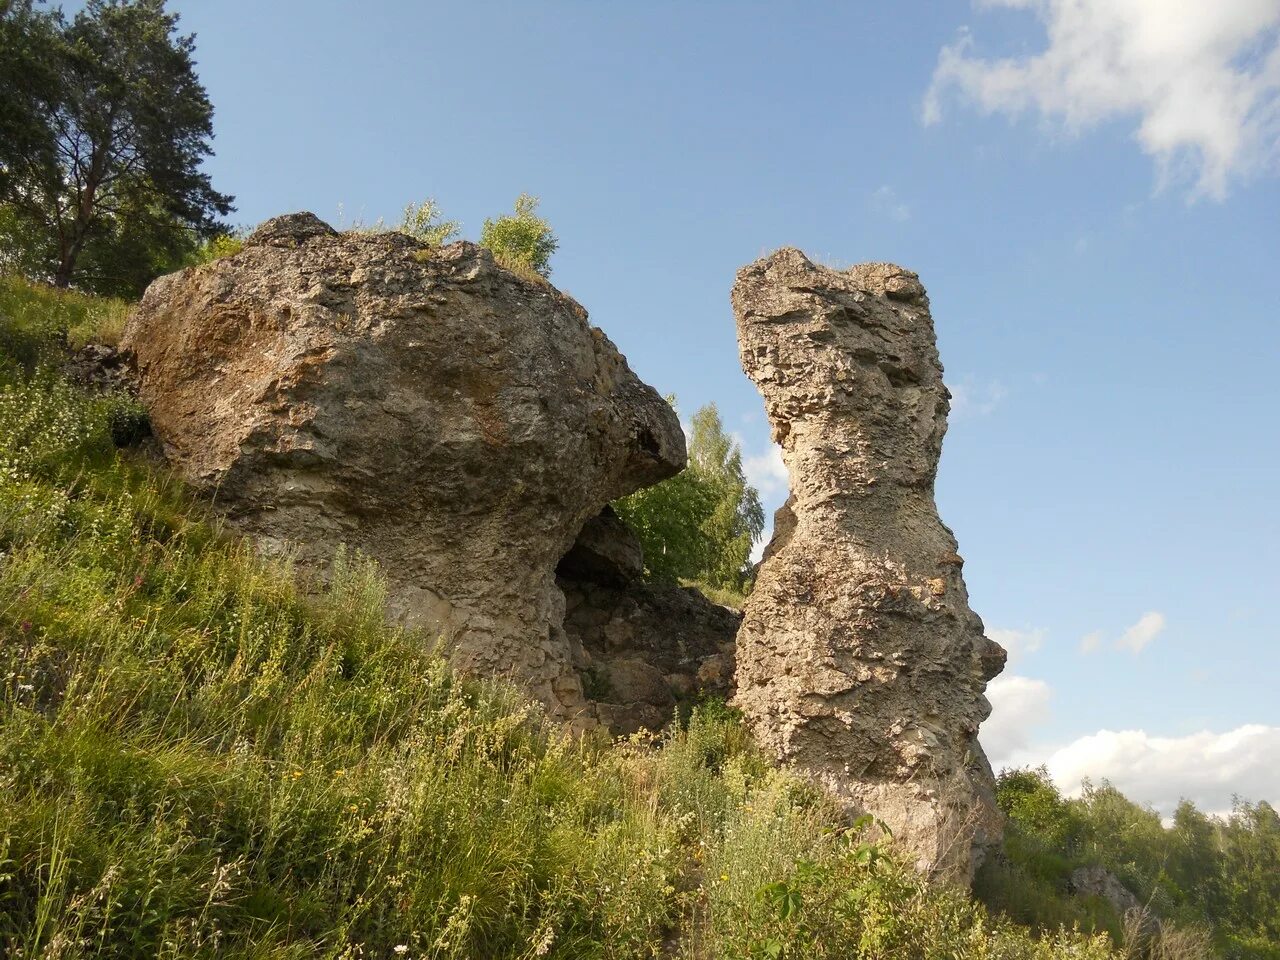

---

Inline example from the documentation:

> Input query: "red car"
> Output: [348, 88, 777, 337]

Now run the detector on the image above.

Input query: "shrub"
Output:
[479, 193, 558, 279]
[186, 231, 245, 266]
[401, 198, 461, 246]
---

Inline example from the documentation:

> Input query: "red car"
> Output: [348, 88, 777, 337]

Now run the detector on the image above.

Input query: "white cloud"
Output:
[1043, 725, 1280, 814]
[948, 377, 1008, 418]
[987, 626, 1046, 667]
[1078, 611, 1166, 654]
[743, 443, 789, 565]
[1117, 610, 1165, 654]
[924, 0, 1280, 198]
[982, 674, 1054, 767]
[982, 620, 1269, 815]
[870, 185, 911, 221]
[744, 443, 789, 499]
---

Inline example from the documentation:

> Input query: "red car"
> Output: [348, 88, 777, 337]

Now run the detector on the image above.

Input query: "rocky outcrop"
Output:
[555, 506, 741, 733]
[62, 342, 136, 395]
[1069, 866, 1144, 919]
[560, 578, 740, 734]
[731, 249, 1006, 882]
[123, 212, 685, 724]
[556, 506, 644, 587]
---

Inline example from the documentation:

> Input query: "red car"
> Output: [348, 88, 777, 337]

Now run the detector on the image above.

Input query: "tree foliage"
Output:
[687, 403, 765, 589]
[615, 400, 765, 593]
[0, 0, 232, 294]
[981, 766, 1280, 959]
[479, 193, 558, 278]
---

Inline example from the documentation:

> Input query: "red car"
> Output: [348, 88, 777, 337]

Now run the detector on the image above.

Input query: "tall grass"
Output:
[0, 275, 1136, 958]
[0, 274, 132, 350]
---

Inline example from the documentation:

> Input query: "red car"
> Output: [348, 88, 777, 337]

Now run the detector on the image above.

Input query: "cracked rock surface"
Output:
[731, 248, 1006, 882]
[123, 212, 685, 723]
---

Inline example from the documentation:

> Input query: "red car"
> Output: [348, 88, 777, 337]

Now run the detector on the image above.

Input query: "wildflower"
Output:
[720, 874, 729, 881]
[334, 769, 346, 777]
[531, 924, 555, 956]
[393, 946, 409, 955]
[291, 770, 303, 779]
[19, 620, 32, 634]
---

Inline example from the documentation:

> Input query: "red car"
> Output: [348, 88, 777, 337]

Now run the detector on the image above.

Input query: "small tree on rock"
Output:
[400, 198, 459, 246]
[479, 193, 557, 278]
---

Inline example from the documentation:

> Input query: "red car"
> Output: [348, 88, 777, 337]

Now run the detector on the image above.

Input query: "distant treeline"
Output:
[981, 767, 1280, 959]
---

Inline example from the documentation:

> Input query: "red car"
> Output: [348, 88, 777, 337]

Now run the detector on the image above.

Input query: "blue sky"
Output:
[162, 0, 1279, 812]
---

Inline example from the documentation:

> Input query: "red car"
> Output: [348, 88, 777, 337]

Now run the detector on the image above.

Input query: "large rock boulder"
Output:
[123, 212, 685, 723]
[731, 249, 1006, 882]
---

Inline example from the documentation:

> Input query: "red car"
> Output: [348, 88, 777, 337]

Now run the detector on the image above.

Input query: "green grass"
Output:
[0, 274, 132, 351]
[0, 274, 1137, 959]
[678, 579, 748, 610]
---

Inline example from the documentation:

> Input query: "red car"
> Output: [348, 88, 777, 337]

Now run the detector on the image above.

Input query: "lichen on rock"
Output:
[731, 248, 1006, 882]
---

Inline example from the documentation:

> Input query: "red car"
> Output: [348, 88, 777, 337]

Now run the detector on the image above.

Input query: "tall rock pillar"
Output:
[732, 249, 1006, 882]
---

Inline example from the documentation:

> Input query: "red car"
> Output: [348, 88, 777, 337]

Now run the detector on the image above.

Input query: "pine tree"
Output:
[0, 0, 232, 293]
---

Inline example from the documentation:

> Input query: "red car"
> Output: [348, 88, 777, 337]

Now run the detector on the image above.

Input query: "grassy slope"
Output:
[0, 275, 1129, 959]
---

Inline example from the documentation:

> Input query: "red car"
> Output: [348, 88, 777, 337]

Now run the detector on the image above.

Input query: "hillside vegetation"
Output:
[7, 272, 1269, 960]
[979, 769, 1280, 960]
[0, 273, 1243, 959]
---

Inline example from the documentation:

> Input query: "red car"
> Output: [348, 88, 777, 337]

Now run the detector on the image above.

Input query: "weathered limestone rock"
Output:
[731, 249, 1006, 881]
[62, 342, 136, 395]
[1069, 866, 1144, 919]
[555, 509, 742, 734]
[556, 506, 644, 587]
[123, 212, 685, 723]
[559, 574, 742, 734]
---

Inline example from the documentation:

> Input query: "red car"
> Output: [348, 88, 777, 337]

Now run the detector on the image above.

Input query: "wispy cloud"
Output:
[983, 674, 1054, 767]
[743, 443, 789, 499]
[984, 665, 1280, 813]
[1079, 610, 1166, 655]
[743, 443, 789, 565]
[948, 377, 1008, 419]
[1117, 610, 1166, 654]
[869, 185, 911, 222]
[982, 626, 1271, 813]
[923, 0, 1280, 199]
